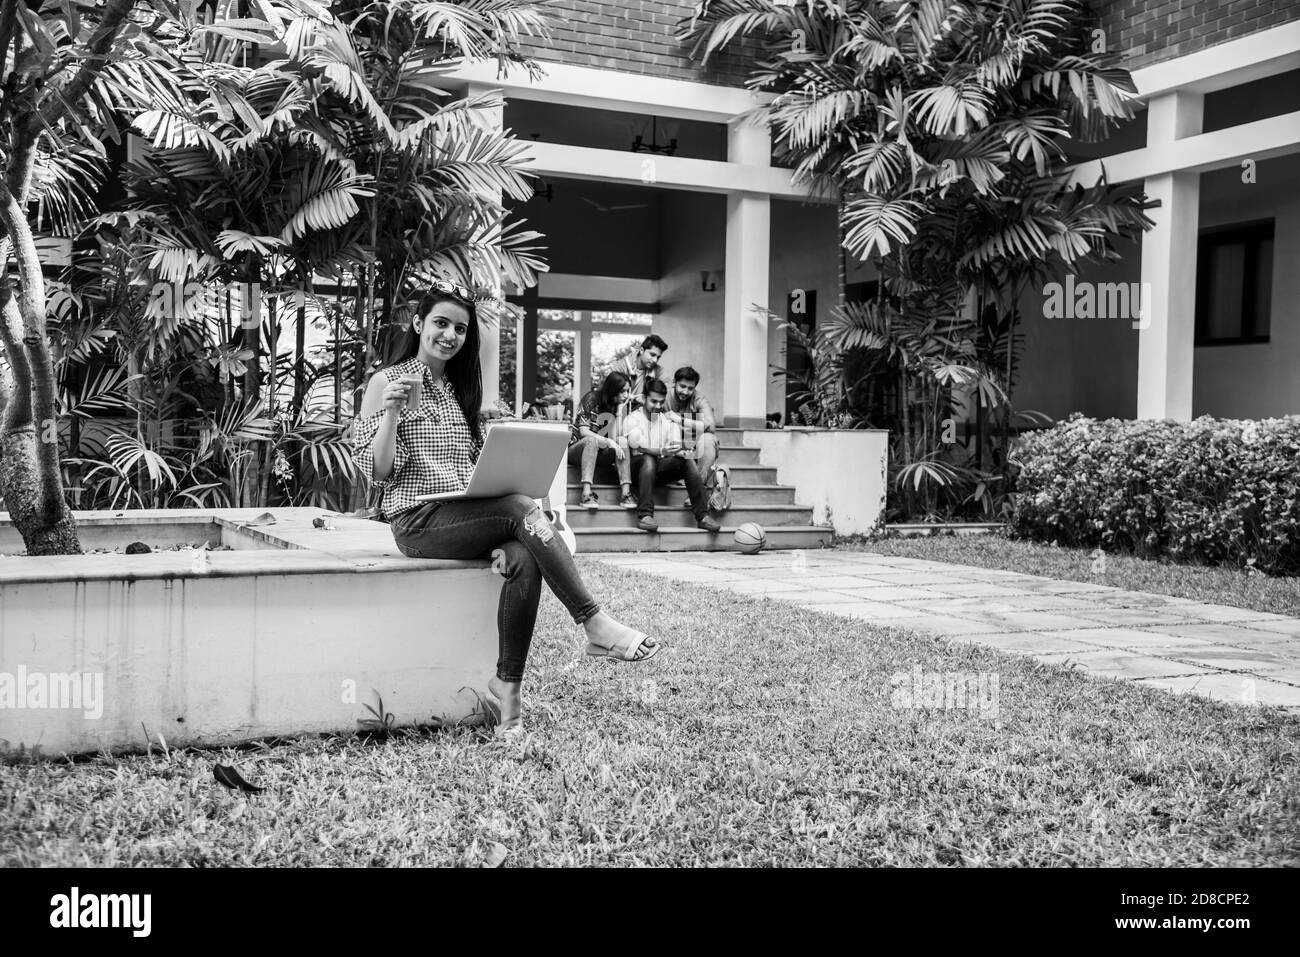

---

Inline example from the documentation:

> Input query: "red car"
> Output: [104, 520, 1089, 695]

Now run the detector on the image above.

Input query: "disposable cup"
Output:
[402, 374, 423, 411]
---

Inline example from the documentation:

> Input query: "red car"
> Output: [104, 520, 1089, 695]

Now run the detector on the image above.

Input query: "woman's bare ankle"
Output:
[488, 675, 523, 730]
[584, 611, 614, 642]
[585, 612, 649, 648]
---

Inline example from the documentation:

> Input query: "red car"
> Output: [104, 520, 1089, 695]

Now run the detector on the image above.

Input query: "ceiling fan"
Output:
[581, 196, 649, 213]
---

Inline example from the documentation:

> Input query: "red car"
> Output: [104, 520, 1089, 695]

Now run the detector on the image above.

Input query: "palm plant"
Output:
[296, 0, 550, 411]
[118, 0, 550, 510]
[767, 308, 854, 428]
[0, 0, 213, 553]
[4, 0, 550, 532]
[683, 0, 1155, 519]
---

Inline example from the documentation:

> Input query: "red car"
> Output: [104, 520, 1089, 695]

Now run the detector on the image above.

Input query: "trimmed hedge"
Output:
[1010, 414, 1300, 576]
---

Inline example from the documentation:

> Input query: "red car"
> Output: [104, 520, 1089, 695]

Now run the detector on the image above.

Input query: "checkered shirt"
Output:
[570, 388, 626, 446]
[351, 358, 481, 521]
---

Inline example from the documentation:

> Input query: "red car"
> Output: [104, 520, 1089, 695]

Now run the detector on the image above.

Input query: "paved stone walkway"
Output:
[586, 549, 1300, 709]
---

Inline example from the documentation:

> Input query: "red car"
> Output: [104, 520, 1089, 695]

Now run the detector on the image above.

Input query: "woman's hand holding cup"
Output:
[383, 374, 422, 413]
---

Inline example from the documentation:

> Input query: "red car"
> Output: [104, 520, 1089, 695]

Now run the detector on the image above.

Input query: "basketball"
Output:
[734, 522, 766, 554]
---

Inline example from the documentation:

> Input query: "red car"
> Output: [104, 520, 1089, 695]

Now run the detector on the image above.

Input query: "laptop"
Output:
[414, 421, 571, 502]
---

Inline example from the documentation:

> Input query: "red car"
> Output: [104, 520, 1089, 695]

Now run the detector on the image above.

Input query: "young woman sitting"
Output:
[569, 371, 636, 510]
[351, 282, 660, 737]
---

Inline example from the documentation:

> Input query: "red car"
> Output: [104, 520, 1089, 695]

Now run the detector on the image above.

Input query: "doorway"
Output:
[522, 306, 655, 416]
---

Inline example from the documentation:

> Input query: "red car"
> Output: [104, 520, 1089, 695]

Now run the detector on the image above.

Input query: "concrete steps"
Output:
[561, 429, 831, 552]
[564, 484, 798, 506]
[567, 503, 815, 529]
[565, 462, 780, 486]
[574, 524, 833, 552]
[714, 444, 761, 464]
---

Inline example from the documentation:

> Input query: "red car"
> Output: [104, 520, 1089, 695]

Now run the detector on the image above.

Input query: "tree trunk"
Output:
[241, 266, 262, 409]
[333, 290, 342, 424]
[1004, 282, 1019, 455]
[0, 0, 139, 553]
[358, 262, 375, 406]
[223, 289, 235, 411]
[837, 194, 847, 311]
[353, 276, 368, 414]
[293, 289, 307, 418]
[0, 430, 79, 553]
[0, 196, 80, 552]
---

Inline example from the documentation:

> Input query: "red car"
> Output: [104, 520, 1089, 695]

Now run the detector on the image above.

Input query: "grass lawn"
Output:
[852, 532, 1300, 619]
[3, 559, 1297, 867]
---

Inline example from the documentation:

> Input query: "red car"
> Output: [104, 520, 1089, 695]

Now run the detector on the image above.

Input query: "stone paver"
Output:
[1142, 622, 1300, 650]
[964, 632, 1103, 655]
[932, 582, 1036, 598]
[855, 572, 969, 586]
[893, 615, 1010, 636]
[761, 589, 866, 604]
[965, 610, 1109, 631]
[586, 549, 1300, 710]
[1164, 646, 1298, 674]
[1136, 674, 1300, 708]
[1055, 627, 1218, 650]
[1034, 649, 1211, 680]
[806, 601, 926, 620]
[1249, 619, 1300, 637]
[714, 578, 802, 595]
[1060, 605, 1207, 627]
[784, 574, 892, 589]
[1155, 603, 1292, 624]
[995, 595, 1104, 612]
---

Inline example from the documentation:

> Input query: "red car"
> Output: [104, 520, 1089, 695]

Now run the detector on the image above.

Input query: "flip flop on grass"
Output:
[585, 631, 660, 662]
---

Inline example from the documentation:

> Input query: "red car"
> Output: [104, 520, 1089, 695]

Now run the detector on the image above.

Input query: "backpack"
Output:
[706, 465, 732, 512]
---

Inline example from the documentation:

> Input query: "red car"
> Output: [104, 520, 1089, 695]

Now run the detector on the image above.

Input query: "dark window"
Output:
[785, 289, 817, 423]
[1195, 221, 1273, 345]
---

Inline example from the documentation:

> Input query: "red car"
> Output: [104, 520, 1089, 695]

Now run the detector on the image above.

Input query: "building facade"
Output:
[436, 0, 1300, 425]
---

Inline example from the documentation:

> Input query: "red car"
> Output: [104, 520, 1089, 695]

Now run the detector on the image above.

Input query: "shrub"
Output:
[1010, 414, 1300, 575]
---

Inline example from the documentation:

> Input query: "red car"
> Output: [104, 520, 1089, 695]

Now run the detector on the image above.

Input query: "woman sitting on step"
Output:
[350, 281, 660, 738]
[569, 370, 636, 510]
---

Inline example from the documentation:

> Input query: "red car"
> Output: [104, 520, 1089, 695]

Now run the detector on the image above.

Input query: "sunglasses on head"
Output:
[430, 278, 476, 303]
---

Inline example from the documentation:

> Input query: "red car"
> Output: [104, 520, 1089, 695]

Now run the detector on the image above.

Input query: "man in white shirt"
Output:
[622, 379, 722, 534]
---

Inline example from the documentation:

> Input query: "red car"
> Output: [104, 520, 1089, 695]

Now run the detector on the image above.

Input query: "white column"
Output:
[1137, 92, 1202, 421]
[468, 83, 503, 413]
[577, 324, 593, 400]
[515, 311, 526, 417]
[724, 120, 771, 429]
[571, 329, 584, 418]
[479, 308, 502, 414]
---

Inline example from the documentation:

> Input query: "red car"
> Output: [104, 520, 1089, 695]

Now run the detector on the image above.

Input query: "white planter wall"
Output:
[739, 428, 888, 535]
[0, 510, 501, 757]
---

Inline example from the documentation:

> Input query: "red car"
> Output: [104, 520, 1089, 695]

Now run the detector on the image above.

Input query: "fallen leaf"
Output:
[214, 764, 265, 793]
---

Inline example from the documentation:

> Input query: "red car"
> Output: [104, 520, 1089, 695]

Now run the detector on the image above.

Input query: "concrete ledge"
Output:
[0, 508, 502, 757]
[739, 428, 888, 536]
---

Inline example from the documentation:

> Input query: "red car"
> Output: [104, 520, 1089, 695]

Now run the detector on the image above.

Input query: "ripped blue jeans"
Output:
[389, 493, 601, 682]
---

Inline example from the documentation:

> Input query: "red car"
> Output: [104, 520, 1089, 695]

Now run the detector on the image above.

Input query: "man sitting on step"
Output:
[611, 334, 667, 411]
[623, 379, 722, 534]
[663, 365, 719, 503]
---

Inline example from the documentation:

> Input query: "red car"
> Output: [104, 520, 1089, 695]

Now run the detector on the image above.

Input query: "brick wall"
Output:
[1095, 0, 1299, 70]
[521, 0, 758, 87]
[522, 2, 1300, 88]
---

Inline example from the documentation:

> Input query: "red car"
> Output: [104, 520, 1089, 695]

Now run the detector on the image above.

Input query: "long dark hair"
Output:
[392, 288, 483, 444]
[597, 370, 630, 414]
